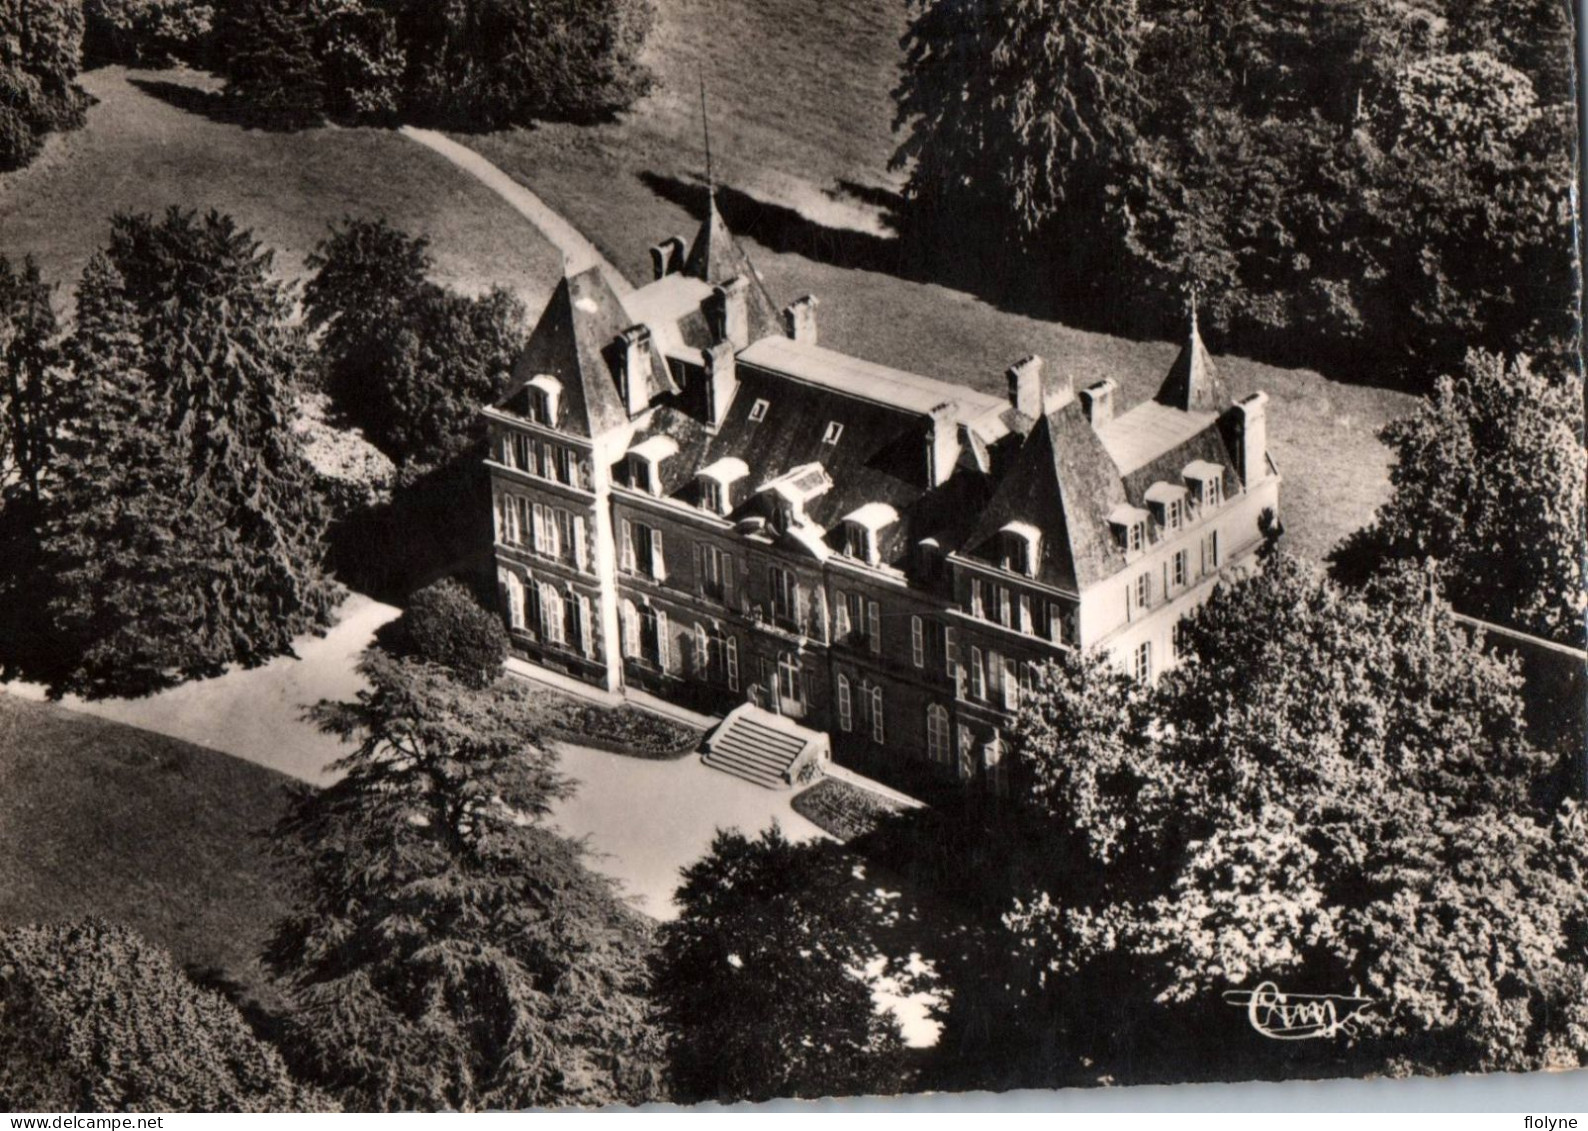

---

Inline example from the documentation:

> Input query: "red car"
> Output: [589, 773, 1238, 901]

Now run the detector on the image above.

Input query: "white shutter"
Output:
[652, 530, 667, 582]
[837, 675, 852, 732]
[834, 590, 850, 637]
[573, 515, 588, 570]
[656, 608, 671, 670]
[578, 595, 594, 657]
[621, 601, 639, 657]
[531, 503, 546, 554]
[726, 636, 739, 691]
[867, 601, 882, 655]
[871, 686, 885, 744]
[945, 625, 958, 679]
[794, 582, 808, 633]
[1002, 656, 1019, 710]
[971, 647, 985, 700]
[695, 623, 708, 675]
[620, 519, 635, 572]
[911, 616, 924, 667]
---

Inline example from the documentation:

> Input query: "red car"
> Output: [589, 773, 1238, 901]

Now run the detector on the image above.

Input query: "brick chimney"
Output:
[619, 325, 654, 417]
[783, 295, 819, 344]
[1007, 355, 1044, 419]
[1234, 391, 1269, 485]
[704, 340, 739, 428]
[926, 402, 960, 487]
[707, 276, 750, 350]
[1079, 378, 1117, 426]
[649, 236, 686, 280]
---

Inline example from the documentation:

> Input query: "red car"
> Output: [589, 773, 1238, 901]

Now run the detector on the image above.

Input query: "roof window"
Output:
[748, 398, 770, 423]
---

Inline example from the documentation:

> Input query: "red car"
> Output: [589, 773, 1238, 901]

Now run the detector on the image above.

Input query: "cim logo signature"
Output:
[1223, 981, 1375, 1040]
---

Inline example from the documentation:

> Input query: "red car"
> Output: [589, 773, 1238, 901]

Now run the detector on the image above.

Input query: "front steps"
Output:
[702, 704, 827, 789]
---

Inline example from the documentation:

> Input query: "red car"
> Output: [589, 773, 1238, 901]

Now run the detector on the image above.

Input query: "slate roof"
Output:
[683, 194, 784, 342]
[1155, 314, 1230, 412]
[501, 268, 633, 438]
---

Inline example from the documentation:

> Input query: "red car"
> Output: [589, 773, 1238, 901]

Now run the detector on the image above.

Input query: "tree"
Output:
[0, 921, 330, 1112]
[0, 254, 60, 507]
[20, 210, 340, 699]
[385, 576, 508, 688]
[1333, 349, 1586, 648]
[214, 0, 328, 127]
[306, 217, 526, 469]
[268, 649, 663, 1110]
[0, 0, 87, 171]
[936, 553, 1582, 1086]
[83, 0, 214, 67]
[654, 826, 911, 1103]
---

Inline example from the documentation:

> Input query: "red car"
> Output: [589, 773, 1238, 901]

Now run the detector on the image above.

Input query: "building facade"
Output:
[485, 203, 1280, 794]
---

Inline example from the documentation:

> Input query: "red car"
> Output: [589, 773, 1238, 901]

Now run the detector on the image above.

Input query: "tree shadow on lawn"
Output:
[127, 77, 263, 129]
[637, 170, 1413, 392]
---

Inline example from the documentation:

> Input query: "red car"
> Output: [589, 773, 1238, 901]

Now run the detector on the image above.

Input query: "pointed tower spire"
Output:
[1155, 285, 1230, 412]
[699, 71, 714, 201]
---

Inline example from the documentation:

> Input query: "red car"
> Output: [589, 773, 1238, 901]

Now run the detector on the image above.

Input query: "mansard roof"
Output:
[500, 267, 633, 438]
[683, 193, 784, 342]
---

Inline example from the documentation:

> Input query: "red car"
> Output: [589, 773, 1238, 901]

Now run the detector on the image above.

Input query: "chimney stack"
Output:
[708, 276, 750, 350]
[704, 340, 739, 428]
[619, 325, 654, 417]
[1007, 355, 1044, 419]
[926, 402, 961, 487]
[649, 236, 686, 280]
[1233, 391, 1269, 485]
[1079, 378, 1117, 426]
[783, 295, 819, 345]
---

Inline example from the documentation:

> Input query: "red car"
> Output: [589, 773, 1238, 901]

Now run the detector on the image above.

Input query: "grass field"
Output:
[0, 693, 298, 1016]
[460, 0, 1416, 562]
[0, 67, 564, 308]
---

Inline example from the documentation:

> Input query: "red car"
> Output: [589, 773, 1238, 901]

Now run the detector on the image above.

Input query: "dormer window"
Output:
[749, 398, 770, 423]
[838, 502, 899, 568]
[822, 421, 844, 445]
[1183, 460, 1224, 510]
[998, 521, 1041, 578]
[1108, 503, 1150, 556]
[625, 435, 678, 498]
[696, 457, 749, 517]
[1145, 482, 1189, 533]
[526, 374, 562, 426]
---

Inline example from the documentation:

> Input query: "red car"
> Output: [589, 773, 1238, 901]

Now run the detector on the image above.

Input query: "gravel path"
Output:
[400, 126, 634, 295]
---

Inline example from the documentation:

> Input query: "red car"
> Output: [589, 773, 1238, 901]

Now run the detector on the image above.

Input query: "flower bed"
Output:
[542, 700, 703, 760]
[791, 776, 906, 841]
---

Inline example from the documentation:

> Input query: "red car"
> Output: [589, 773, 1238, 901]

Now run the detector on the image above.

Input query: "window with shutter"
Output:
[621, 601, 639, 657]
[504, 573, 525, 630]
[573, 515, 588, 570]
[834, 590, 850, 637]
[926, 704, 950, 763]
[541, 583, 564, 645]
[651, 530, 666, 581]
[945, 625, 959, 680]
[620, 520, 635, 572]
[726, 636, 739, 691]
[867, 601, 881, 654]
[870, 685, 885, 744]
[1002, 656, 1019, 710]
[578, 596, 594, 658]
[1019, 593, 1034, 635]
[911, 616, 924, 667]
[970, 647, 985, 700]
[723, 553, 736, 609]
[956, 724, 975, 780]
[836, 675, 852, 731]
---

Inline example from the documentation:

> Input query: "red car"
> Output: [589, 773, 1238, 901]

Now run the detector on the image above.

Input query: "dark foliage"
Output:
[384, 576, 507, 688]
[0, 921, 330, 1112]
[0, 254, 61, 507]
[892, 0, 1580, 382]
[306, 217, 527, 470]
[654, 826, 911, 1104]
[4, 211, 341, 699]
[83, 0, 214, 67]
[925, 553, 1585, 1088]
[212, 0, 654, 130]
[0, 0, 88, 171]
[791, 777, 906, 842]
[1331, 349, 1586, 648]
[268, 650, 664, 1110]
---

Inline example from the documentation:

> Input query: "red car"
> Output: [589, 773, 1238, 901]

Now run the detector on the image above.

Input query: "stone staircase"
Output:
[702, 704, 824, 789]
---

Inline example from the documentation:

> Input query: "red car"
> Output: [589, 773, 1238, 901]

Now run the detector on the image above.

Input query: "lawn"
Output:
[0, 66, 563, 309]
[0, 694, 299, 1018]
[459, 0, 1416, 562]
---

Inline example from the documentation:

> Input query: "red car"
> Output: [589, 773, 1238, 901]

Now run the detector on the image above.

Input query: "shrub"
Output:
[393, 577, 507, 688]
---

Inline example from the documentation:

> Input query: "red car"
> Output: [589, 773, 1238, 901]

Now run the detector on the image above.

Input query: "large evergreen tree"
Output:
[267, 649, 663, 1110]
[0, 254, 60, 507]
[654, 827, 911, 1103]
[0, 0, 87, 171]
[0, 921, 330, 1112]
[25, 210, 339, 699]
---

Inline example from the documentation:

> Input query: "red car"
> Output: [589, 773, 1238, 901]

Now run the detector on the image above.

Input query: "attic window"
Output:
[822, 421, 844, 445]
[749, 398, 770, 423]
[1108, 503, 1150, 556]
[626, 435, 679, 498]
[1144, 482, 1189, 533]
[526, 374, 562, 426]
[999, 522, 1041, 578]
[697, 457, 749, 517]
[1183, 460, 1224, 510]
[839, 503, 899, 568]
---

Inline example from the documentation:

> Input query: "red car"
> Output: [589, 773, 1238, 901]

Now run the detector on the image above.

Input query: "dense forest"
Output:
[893, 0, 1580, 384]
